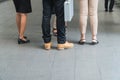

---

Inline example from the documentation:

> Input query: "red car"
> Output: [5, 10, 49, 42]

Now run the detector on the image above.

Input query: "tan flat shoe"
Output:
[57, 41, 74, 50]
[44, 42, 52, 50]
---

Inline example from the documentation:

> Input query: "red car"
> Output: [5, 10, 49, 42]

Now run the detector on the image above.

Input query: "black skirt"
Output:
[13, 0, 32, 13]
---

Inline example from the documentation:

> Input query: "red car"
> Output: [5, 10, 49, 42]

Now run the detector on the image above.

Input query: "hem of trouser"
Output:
[44, 41, 51, 43]
[43, 37, 51, 43]
[58, 40, 66, 44]
[44, 39, 51, 43]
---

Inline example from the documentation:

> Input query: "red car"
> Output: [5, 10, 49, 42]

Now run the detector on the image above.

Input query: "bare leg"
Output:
[19, 13, 27, 40]
[79, 0, 88, 40]
[80, 16, 87, 40]
[89, 0, 98, 40]
[16, 13, 30, 44]
[90, 16, 98, 40]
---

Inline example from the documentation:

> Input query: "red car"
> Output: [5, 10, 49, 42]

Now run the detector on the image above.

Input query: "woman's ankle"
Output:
[92, 35, 97, 40]
[81, 34, 85, 40]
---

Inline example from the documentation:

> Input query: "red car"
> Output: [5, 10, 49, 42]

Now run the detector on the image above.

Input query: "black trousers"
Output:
[42, 0, 66, 44]
[105, 0, 115, 10]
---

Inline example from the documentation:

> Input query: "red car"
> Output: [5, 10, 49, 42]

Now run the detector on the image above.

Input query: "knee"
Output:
[80, 10, 88, 16]
[89, 9, 97, 16]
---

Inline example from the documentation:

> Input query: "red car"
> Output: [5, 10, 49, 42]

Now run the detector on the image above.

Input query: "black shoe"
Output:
[109, 10, 113, 12]
[91, 40, 99, 45]
[78, 39, 86, 45]
[18, 38, 30, 44]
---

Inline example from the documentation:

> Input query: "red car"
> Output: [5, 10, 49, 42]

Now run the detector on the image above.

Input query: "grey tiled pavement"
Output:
[0, 0, 120, 80]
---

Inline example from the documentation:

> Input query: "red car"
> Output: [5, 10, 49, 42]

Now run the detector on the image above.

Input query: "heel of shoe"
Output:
[18, 38, 30, 44]
[91, 40, 99, 45]
[78, 39, 86, 45]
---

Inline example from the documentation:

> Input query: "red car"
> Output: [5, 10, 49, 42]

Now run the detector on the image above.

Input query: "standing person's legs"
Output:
[109, 0, 114, 12]
[55, 0, 73, 49]
[42, 0, 52, 43]
[19, 13, 27, 39]
[89, 0, 99, 44]
[16, 13, 27, 38]
[17, 13, 30, 44]
[105, 0, 109, 11]
[79, 0, 88, 44]
[42, 0, 53, 50]
[13, 0, 32, 44]
[55, 0, 66, 44]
